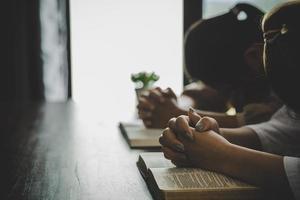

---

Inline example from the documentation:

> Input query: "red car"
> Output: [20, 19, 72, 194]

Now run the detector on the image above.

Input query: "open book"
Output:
[119, 122, 163, 148]
[137, 152, 262, 200]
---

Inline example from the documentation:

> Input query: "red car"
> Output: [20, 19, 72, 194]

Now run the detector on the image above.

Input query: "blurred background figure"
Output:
[138, 3, 282, 129]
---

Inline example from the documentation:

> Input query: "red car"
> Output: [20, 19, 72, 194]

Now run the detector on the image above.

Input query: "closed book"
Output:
[119, 122, 163, 148]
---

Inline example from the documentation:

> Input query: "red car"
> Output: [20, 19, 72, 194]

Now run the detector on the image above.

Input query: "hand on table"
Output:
[137, 87, 182, 129]
[159, 108, 231, 172]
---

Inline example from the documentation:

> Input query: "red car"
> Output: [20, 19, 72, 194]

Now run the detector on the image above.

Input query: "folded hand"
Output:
[159, 109, 231, 172]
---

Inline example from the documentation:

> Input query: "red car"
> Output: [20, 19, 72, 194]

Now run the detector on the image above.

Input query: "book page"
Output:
[151, 168, 257, 191]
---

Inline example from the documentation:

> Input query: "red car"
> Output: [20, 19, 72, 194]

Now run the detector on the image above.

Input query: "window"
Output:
[40, 0, 69, 101]
[70, 0, 183, 121]
[203, 0, 290, 18]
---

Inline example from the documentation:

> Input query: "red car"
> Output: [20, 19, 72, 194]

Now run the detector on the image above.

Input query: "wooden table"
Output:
[0, 101, 156, 200]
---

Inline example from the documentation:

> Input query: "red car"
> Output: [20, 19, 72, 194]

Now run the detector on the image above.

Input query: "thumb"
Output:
[195, 117, 220, 134]
[188, 107, 201, 127]
[174, 115, 194, 141]
[166, 87, 177, 99]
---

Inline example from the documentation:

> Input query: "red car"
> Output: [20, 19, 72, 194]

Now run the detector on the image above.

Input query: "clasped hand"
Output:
[137, 87, 181, 128]
[159, 108, 232, 173]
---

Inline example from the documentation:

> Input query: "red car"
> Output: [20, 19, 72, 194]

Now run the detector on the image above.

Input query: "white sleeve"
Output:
[284, 156, 300, 200]
[246, 106, 300, 157]
[247, 122, 280, 154]
[246, 121, 295, 156]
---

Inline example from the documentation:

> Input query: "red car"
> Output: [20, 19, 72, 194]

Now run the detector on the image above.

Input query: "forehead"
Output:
[262, 2, 300, 32]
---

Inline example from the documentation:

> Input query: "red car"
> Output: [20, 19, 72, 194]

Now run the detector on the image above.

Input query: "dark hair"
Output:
[184, 3, 264, 88]
[263, 1, 300, 113]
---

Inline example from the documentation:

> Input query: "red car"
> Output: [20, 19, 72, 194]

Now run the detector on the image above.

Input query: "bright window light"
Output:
[70, 0, 183, 122]
[203, 0, 290, 18]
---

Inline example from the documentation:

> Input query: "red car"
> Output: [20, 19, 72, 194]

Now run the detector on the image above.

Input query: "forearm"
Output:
[222, 144, 293, 198]
[197, 110, 241, 128]
[220, 127, 262, 150]
[178, 92, 244, 128]
[175, 107, 241, 128]
[181, 86, 228, 112]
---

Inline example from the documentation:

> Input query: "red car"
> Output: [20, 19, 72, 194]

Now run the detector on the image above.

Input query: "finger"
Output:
[166, 87, 177, 98]
[154, 87, 163, 93]
[195, 117, 220, 133]
[175, 115, 194, 140]
[138, 110, 152, 119]
[162, 87, 177, 99]
[167, 117, 176, 131]
[137, 97, 154, 111]
[162, 146, 188, 163]
[188, 107, 201, 127]
[159, 128, 185, 152]
[149, 89, 165, 103]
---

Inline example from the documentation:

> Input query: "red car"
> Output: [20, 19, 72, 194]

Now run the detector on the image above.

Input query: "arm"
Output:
[138, 87, 268, 129]
[179, 90, 243, 128]
[192, 101, 281, 128]
[160, 101, 244, 128]
[181, 83, 228, 112]
[159, 111, 294, 199]
[137, 86, 243, 128]
[220, 127, 262, 150]
[223, 143, 294, 199]
[164, 103, 262, 149]
[177, 94, 242, 128]
[180, 84, 242, 128]
[195, 109, 242, 128]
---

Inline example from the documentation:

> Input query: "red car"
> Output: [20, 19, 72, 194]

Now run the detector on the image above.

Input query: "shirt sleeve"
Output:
[246, 106, 300, 156]
[246, 121, 288, 155]
[284, 156, 300, 200]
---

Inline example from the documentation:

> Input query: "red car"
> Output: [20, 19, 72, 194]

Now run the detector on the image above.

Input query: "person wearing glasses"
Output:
[159, 1, 300, 199]
[138, 3, 282, 129]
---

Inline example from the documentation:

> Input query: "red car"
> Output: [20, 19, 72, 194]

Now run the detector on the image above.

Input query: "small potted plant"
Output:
[131, 71, 159, 98]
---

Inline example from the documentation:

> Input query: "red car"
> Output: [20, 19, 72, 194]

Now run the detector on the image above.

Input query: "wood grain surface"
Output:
[0, 101, 156, 200]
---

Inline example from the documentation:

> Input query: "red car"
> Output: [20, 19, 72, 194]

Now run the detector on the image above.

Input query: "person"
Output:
[159, 1, 300, 199]
[137, 3, 282, 129]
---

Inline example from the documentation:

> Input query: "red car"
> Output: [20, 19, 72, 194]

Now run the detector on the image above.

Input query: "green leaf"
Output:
[131, 71, 159, 88]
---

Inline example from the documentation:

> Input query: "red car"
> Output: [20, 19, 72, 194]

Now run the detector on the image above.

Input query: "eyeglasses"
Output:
[263, 24, 288, 44]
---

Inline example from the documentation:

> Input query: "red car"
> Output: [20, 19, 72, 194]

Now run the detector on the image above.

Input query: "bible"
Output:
[119, 122, 163, 148]
[137, 152, 262, 200]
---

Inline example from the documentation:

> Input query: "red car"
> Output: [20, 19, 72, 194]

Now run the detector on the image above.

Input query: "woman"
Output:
[159, 1, 300, 199]
[138, 3, 281, 129]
